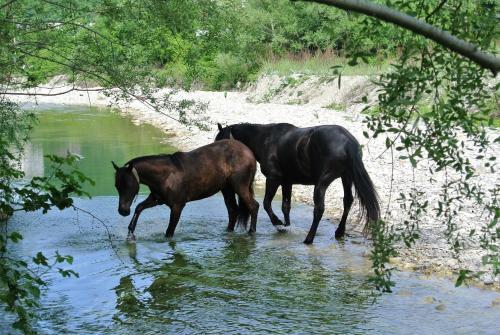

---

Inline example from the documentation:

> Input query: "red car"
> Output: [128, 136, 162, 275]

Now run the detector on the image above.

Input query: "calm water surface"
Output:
[22, 105, 175, 195]
[2, 106, 499, 334]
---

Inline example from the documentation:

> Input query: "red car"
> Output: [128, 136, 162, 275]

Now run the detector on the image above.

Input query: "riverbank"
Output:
[9, 75, 500, 288]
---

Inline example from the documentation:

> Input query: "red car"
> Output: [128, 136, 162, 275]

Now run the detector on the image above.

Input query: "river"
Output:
[2, 106, 499, 334]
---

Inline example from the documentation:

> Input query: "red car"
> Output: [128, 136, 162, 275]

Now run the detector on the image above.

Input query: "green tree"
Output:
[302, 0, 498, 291]
[0, 99, 93, 333]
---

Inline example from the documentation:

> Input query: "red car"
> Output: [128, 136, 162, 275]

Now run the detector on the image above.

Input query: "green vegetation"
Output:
[1, 0, 400, 91]
[324, 101, 347, 111]
[1, 0, 499, 332]
[360, 0, 498, 292]
[0, 102, 93, 333]
[259, 50, 390, 77]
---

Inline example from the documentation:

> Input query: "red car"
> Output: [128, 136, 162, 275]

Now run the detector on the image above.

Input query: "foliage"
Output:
[360, 0, 499, 290]
[0, 98, 93, 333]
[1, 0, 208, 125]
[259, 50, 390, 77]
[0, 5, 497, 333]
[1, 0, 403, 91]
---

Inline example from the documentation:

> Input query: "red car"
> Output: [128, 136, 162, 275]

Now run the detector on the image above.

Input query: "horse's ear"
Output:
[217, 123, 223, 132]
[112, 161, 119, 171]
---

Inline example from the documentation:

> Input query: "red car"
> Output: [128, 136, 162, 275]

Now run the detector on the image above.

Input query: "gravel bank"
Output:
[10, 75, 500, 288]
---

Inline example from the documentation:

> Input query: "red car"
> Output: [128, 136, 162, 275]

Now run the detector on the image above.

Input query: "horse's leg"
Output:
[222, 187, 238, 232]
[281, 183, 292, 226]
[127, 193, 158, 240]
[237, 185, 259, 234]
[304, 179, 332, 244]
[335, 175, 354, 239]
[264, 178, 283, 226]
[165, 203, 184, 238]
[248, 184, 259, 234]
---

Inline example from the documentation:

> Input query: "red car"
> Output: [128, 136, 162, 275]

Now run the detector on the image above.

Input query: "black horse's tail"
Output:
[236, 185, 253, 230]
[349, 143, 380, 234]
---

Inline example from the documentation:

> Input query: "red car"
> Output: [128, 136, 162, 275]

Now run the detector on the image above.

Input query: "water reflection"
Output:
[5, 183, 498, 335]
[109, 225, 374, 334]
[114, 276, 144, 320]
[146, 251, 198, 308]
[21, 142, 44, 177]
[222, 234, 256, 262]
[23, 107, 176, 196]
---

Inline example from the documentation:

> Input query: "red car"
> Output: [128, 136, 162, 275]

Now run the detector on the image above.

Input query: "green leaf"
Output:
[455, 270, 471, 287]
[33, 252, 49, 266]
[9, 232, 23, 243]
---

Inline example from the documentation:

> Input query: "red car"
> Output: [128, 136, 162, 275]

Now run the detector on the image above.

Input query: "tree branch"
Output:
[1, 87, 105, 96]
[298, 0, 500, 75]
[6, 47, 184, 124]
[425, 0, 447, 21]
[0, 0, 17, 10]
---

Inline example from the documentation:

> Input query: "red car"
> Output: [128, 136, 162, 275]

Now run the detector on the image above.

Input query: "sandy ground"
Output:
[9, 75, 500, 287]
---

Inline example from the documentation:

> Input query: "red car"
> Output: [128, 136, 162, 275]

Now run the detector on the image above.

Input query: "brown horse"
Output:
[112, 139, 259, 240]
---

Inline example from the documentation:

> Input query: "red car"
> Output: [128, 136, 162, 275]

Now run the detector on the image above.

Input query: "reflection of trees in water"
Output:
[114, 242, 200, 324]
[113, 234, 374, 333]
[221, 234, 256, 264]
[145, 250, 198, 309]
[114, 276, 144, 320]
[222, 244, 374, 330]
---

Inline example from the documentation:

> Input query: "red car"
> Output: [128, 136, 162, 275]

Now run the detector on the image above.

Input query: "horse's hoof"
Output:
[303, 238, 314, 245]
[271, 218, 284, 226]
[334, 231, 345, 240]
[275, 225, 288, 233]
[127, 233, 136, 242]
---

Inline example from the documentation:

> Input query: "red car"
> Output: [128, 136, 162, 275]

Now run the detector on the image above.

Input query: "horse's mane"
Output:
[126, 153, 183, 170]
[232, 122, 286, 128]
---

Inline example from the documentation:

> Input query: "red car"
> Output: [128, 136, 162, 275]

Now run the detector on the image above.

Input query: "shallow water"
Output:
[2, 106, 499, 334]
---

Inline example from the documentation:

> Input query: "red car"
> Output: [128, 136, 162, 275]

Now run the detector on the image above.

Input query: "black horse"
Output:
[215, 123, 380, 244]
[113, 139, 259, 240]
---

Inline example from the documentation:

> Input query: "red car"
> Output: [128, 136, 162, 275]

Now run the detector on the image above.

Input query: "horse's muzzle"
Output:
[118, 208, 130, 217]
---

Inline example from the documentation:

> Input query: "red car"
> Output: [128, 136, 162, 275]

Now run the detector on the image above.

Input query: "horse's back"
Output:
[310, 125, 358, 156]
[182, 139, 252, 159]
[276, 124, 358, 183]
[169, 140, 255, 201]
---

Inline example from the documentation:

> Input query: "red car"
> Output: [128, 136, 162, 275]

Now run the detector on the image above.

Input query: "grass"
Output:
[258, 49, 391, 77]
[324, 102, 347, 110]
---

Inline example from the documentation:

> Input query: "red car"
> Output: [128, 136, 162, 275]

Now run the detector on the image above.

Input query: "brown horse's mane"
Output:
[126, 153, 183, 170]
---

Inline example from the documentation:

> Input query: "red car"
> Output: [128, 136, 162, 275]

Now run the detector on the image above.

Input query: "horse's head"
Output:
[215, 123, 234, 141]
[112, 161, 140, 216]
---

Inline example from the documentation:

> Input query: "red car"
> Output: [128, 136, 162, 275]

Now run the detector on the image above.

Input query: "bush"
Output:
[202, 53, 251, 90]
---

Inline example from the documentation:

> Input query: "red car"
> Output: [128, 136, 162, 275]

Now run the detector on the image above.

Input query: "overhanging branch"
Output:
[1, 87, 105, 96]
[299, 0, 500, 75]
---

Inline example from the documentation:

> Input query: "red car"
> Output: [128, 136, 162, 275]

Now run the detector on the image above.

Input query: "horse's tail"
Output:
[236, 184, 253, 230]
[348, 143, 380, 234]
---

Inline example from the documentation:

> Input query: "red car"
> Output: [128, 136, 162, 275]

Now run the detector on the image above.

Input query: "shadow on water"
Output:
[3, 106, 499, 334]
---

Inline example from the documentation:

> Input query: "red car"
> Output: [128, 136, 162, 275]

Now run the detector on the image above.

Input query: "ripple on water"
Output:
[3, 194, 499, 335]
